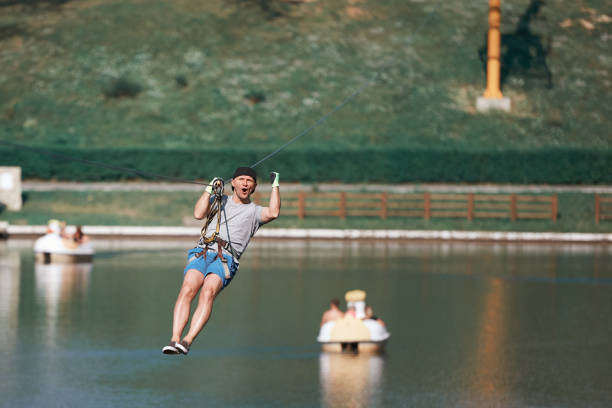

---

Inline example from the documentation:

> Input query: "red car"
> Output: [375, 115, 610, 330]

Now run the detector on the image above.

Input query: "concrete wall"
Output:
[0, 167, 22, 211]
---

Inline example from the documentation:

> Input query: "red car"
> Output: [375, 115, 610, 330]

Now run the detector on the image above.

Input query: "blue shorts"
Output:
[184, 247, 237, 288]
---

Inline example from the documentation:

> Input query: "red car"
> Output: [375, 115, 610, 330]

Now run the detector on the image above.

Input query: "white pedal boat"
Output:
[34, 221, 94, 264]
[317, 290, 390, 353]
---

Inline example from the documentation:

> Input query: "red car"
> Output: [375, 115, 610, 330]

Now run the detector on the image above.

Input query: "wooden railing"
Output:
[253, 192, 558, 222]
[595, 194, 612, 224]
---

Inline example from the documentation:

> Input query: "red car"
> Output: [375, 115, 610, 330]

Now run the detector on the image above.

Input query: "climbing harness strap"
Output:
[194, 242, 231, 280]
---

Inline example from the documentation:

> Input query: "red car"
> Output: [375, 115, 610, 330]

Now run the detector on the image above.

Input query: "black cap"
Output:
[232, 166, 257, 182]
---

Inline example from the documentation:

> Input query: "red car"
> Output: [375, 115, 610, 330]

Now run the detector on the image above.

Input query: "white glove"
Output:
[205, 177, 223, 194]
[270, 172, 280, 188]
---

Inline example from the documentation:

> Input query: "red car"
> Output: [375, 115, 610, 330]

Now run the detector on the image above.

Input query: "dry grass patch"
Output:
[449, 83, 536, 118]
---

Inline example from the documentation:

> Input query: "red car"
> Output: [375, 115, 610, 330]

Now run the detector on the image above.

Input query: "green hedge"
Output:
[1, 146, 611, 184]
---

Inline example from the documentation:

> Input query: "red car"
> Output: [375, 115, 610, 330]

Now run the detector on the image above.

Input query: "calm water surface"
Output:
[1, 238, 611, 407]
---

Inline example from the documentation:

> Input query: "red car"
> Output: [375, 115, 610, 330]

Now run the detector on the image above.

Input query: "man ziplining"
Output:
[162, 166, 281, 355]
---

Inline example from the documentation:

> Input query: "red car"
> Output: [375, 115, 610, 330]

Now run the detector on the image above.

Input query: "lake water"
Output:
[1, 238, 611, 407]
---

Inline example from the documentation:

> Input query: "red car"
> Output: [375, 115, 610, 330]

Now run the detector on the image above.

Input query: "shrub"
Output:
[103, 77, 142, 99]
[1, 146, 610, 184]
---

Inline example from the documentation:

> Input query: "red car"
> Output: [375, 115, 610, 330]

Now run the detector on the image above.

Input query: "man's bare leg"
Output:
[181, 273, 223, 345]
[170, 269, 204, 343]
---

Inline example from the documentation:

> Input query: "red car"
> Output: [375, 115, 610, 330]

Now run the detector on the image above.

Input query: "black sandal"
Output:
[162, 341, 179, 354]
[176, 340, 191, 355]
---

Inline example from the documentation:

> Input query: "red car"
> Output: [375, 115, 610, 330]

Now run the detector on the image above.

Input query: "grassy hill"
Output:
[0, 0, 610, 181]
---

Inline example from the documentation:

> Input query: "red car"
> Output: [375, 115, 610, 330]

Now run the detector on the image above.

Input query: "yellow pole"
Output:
[483, 0, 503, 98]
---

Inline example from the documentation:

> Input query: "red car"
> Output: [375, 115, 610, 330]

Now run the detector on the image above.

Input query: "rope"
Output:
[0, 139, 210, 187]
[200, 179, 224, 244]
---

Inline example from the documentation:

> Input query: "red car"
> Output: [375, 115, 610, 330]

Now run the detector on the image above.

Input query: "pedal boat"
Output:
[317, 290, 390, 353]
[34, 221, 94, 264]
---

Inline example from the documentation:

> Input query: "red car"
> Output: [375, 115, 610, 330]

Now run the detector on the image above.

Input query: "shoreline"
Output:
[3, 224, 611, 243]
[20, 181, 612, 194]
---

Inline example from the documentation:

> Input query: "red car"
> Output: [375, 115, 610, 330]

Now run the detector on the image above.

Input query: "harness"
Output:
[195, 178, 232, 279]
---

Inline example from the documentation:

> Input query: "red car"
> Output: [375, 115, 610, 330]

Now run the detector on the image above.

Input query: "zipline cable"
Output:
[246, 6, 437, 171]
[0, 139, 208, 186]
[248, 75, 376, 171]
[0, 5, 437, 185]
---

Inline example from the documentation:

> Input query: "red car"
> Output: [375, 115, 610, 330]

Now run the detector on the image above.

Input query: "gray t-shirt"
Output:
[197, 195, 263, 265]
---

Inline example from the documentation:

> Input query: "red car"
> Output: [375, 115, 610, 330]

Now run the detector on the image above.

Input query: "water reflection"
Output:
[0, 239, 610, 407]
[249, 239, 612, 258]
[0, 249, 20, 350]
[319, 352, 385, 408]
[471, 278, 511, 403]
[35, 262, 92, 347]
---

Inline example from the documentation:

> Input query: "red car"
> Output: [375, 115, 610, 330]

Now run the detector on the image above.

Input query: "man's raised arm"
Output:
[261, 172, 281, 224]
[194, 177, 222, 219]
